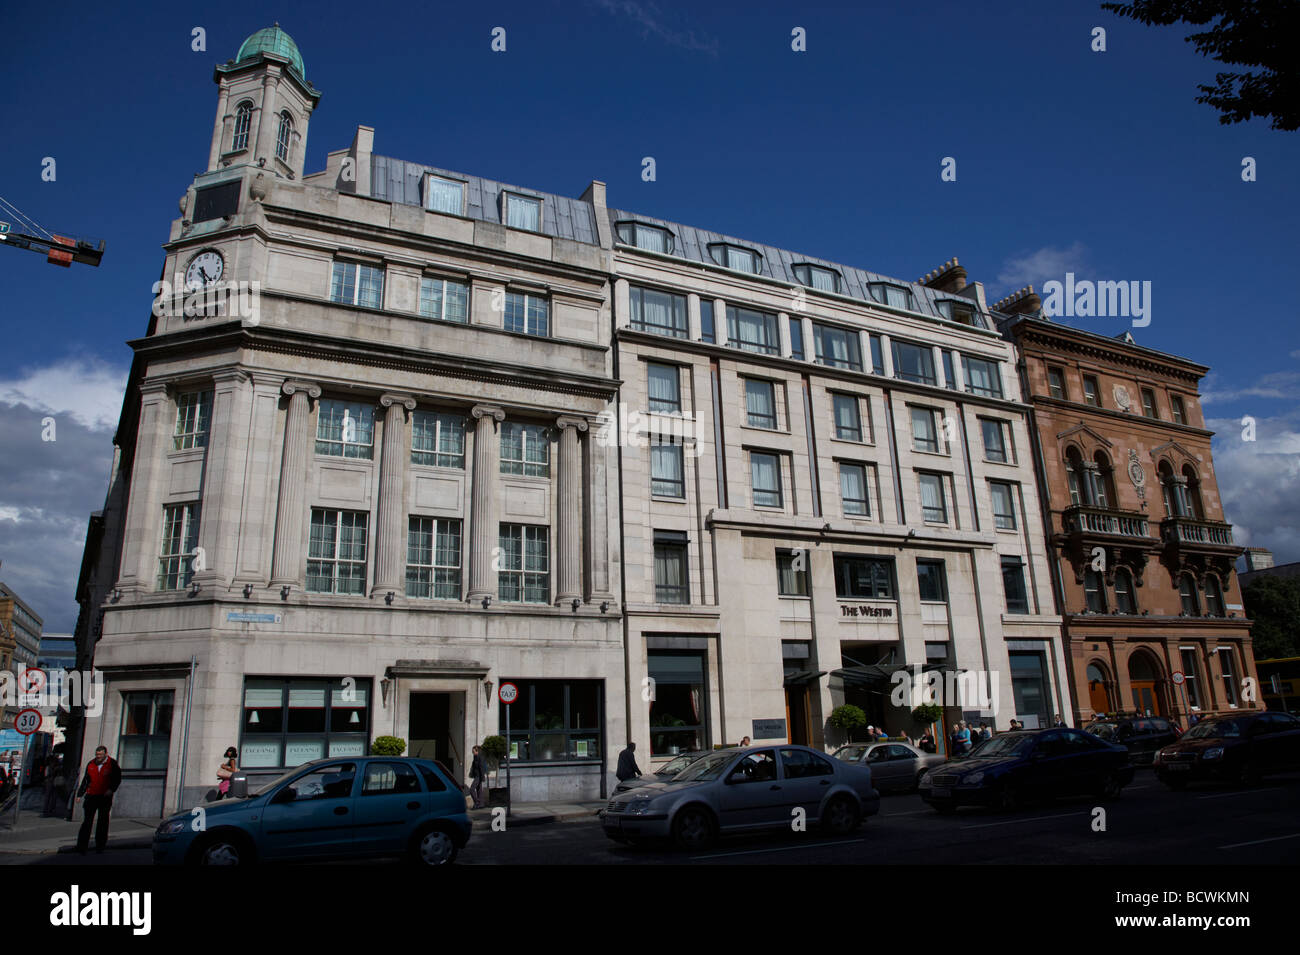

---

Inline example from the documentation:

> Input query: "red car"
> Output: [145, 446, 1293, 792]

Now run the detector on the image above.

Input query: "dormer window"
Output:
[504, 193, 541, 231]
[792, 264, 840, 293]
[276, 111, 293, 163]
[616, 221, 674, 254]
[231, 101, 253, 153]
[867, 283, 914, 311]
[936, 299, 982, 328]
[425, 175, 465, 216]
[709, 243, 762, 275]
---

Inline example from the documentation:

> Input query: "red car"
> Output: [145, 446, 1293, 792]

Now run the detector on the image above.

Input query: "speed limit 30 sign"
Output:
[14, 708, 42, 735]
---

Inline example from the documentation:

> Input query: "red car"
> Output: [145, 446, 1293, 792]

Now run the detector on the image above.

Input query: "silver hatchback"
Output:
[831, 742, 947, 793]
[602, 744, 880, 850]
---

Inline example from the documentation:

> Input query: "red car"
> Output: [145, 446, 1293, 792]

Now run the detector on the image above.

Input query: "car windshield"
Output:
[248, 765, 307, 798]
[671, 751, 736, 782]
[1087, 723, 1118, 741]
[657, 753, 698, 775]
[972, 734, 1035, 757]
[835, 746, 868, 762]
[1183, 719, 1242, 739]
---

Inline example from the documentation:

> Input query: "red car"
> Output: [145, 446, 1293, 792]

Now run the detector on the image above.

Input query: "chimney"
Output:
[581, 180, 611, 249]
[991, 285, 1042, 316]
[342, 125, 374, 197]
[917, 257, 967, 293]
[1244, 548, 1275, 571]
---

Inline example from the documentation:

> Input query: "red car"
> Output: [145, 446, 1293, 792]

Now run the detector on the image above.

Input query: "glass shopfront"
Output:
[240, 677, 371, 769]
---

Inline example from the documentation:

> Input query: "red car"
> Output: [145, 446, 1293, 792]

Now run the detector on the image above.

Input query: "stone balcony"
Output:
[1062, 505, 1154, 542]
[1161, 516, 1238, 553]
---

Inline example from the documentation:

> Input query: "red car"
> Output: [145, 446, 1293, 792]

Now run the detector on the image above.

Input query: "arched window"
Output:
[232, 101, 253, 152]
[276, 110, 293, 163]
[1204, 575, 1225, 617]
[1093, 451, 1117, 508]
[1114, 568, 1136, 614]
[1084, 569, 1107, 613]
[1086, 662, 1112, 717]
[1181, 464, 1204, 519]
[1178, 574, 1200, 615]
[1066, 447, 1090, 506]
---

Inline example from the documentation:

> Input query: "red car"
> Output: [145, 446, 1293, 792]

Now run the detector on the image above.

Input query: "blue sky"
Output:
[1, 0, 1297, 629]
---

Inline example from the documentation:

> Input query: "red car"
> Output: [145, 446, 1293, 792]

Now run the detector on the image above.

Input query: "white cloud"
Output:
[1207, 410, 1300, 565]
[1201, 370, 1300, 405]
[996, 242, 1089, 293]
[591, 0, 719, 54]
[0, 357, 127, 432]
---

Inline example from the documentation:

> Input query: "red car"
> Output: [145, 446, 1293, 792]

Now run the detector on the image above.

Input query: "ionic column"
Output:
[270, 380, 320, 587]
[253, 70, 280, 166]
[467, 404, 505, 601]
[372, 393, 416, 598]
[117, 380, 173, 595]
[195, 369, 252, 589]
[555, 416, 588, 605]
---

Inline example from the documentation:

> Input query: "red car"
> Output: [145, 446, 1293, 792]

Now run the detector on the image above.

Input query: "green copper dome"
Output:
[235, 24, 305, 77]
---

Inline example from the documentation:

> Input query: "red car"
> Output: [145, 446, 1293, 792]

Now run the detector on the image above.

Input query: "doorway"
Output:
[1128, 653, 1164, 717]
[409, 692, 465, 782]
[785, 685, 811, 745]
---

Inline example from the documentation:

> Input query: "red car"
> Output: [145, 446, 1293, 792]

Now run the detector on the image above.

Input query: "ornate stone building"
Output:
[77, 27, 623, 814]
[1002, 306, 1257, 725]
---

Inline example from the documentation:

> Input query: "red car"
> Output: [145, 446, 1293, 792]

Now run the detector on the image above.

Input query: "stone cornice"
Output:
[1014, 319, 1207, 384]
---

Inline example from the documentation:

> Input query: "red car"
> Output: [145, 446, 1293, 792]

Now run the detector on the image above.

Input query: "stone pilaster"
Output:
[555, 416, 588, 605]
[466, 404, 505, 602]
[372, 393, 416, 599]
[270, 380, 320, 588]
[194, 368, 252, 590]
[585, 408, 616, 607]
[117, 380, 173, 595]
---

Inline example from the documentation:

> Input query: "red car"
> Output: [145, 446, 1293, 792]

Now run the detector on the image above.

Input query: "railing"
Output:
[1063, 505, 1150, 540]
[1163, 517, 1235, 546]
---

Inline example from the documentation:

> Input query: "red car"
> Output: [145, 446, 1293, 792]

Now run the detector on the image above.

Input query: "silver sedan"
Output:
[831, 742, 947, 793]
[602, 744, 880, 850]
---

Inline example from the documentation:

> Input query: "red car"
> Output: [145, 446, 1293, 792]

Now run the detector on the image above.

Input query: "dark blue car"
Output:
[153, 757, 471, 865]
[918, 728, 1134, 813]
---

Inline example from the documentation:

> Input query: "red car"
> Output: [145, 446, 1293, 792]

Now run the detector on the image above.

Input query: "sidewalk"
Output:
[0, 811, 159, 855]
[466, 801, 604, 827]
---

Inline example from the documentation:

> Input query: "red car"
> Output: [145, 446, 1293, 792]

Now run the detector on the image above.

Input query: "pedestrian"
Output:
[981, 724, 992, 742]
[215, 746, 238, 800]
[616, 741, 642, 783]
[75, 746, 122, 855]
[469, 744, 486, 809]
[739, 736, 751, 748]
[918, 730, 935, 753]
[958, 721, 971, 754]
[42, 752, 63, 816]
[1053, 713, 1066, 728]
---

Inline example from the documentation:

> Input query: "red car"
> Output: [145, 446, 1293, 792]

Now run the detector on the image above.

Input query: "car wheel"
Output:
[671, 806, 716, 850]
[914, 771, 927, 792]
[412, 826, 458, 866]
[822, 796, 862, 834]
[192, 833, 249, 866]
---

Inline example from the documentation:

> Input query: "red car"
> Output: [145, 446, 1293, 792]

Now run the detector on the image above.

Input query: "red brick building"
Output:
[1004, 311, 1257, 726]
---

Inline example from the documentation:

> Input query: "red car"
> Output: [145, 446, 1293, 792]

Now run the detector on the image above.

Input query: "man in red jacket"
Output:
[75, 746, 122, 854]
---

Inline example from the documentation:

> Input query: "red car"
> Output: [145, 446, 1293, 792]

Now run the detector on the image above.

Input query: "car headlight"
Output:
[920, 772, 934, 786]
[627, 799, 653, 815]
[1202, 747, 1224, 760]
[156, 819, 187, 836]
[961, 772, 984, 785]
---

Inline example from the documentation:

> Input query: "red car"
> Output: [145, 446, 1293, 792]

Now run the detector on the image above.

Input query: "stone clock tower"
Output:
[206, 24, 321, 180]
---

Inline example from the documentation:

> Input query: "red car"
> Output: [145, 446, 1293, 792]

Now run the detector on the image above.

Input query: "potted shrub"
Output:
[828, 704, 867, 743]
[370, 735, 406, 756]
[481, 735, 510, 807]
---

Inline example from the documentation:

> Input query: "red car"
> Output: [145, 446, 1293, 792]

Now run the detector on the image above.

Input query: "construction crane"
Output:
[0, 195, 104, 267]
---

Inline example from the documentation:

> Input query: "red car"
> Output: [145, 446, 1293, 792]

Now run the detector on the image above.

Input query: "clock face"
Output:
[185, 249, 225, 290]
[1112, 384, 1132, 411]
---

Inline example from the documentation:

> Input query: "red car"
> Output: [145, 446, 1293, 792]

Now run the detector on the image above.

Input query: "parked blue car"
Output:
[153, 757, 471, 865]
